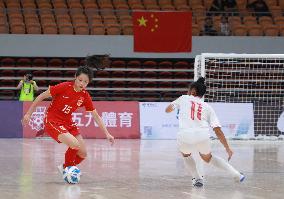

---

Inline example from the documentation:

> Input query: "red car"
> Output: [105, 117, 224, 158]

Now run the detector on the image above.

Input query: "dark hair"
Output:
[75, 65, 93, 82]
[189, 77, 206, 97]
[75, 54, 110, 82]
[85, 54, 110, 71]
[25, 73, 33, 81]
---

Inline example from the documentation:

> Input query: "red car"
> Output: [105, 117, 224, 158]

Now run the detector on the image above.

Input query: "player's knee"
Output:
[70, 140, 80, 150]
[200, 153, 212, 163]
[78, 150, 87, 158]
[82, 151, 87, 158]
[202, 158, 211, 163]
[181, 152, 191, 157]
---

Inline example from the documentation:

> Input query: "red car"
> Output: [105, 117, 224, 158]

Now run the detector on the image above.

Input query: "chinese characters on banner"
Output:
[72, 112, 133, 128]
[23, 101, 140, 139]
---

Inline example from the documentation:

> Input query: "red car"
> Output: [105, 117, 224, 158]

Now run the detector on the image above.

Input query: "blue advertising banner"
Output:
[139, 102, 255, 139]
[0, 101, 23, 138]
[139, 102, 179, 139]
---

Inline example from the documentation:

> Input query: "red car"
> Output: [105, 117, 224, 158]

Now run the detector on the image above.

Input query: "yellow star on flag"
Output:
[138, 16, 147, 27]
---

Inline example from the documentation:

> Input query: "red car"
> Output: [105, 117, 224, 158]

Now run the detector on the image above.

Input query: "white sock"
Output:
[184, 156, 201, 179]
[209, 155, 241, 178]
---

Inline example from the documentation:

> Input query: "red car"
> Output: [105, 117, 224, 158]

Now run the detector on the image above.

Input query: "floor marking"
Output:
[182, 192, 206, 199]
[247, 186, 273, 192]
[90, 187, 105, 190]
[244, 194, 264, 199]
[249, 186, 264, 190]
[90, 194, 107, 199]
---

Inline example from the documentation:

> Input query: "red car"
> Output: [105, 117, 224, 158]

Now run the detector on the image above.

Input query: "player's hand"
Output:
[106, 133, 115, 146]
[22, 113, 31, 127]
[226, 148, 233, 161]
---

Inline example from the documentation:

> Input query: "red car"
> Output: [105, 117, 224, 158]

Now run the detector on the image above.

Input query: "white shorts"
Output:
[177, 138, 211, 155]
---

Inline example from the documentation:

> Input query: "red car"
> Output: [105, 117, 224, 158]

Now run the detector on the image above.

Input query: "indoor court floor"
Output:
[0, 139, 283, 199]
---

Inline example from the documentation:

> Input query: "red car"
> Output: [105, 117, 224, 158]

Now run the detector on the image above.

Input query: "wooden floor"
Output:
[0, 139, 283, 199]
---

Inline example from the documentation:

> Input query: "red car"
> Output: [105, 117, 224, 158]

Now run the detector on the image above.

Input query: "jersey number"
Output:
[62, 105, 72, 114]
[190, 102, 202, 120]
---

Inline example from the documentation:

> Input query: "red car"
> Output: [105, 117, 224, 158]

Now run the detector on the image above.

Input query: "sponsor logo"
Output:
[77, 97, 84, 106]
[29, 106, 46, 131]
[141, 103, 157, 108]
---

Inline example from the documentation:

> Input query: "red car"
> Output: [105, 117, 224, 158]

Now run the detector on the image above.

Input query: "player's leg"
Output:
[200, 153, 244, 181]
[45, 121, 80, 150]
[44, 121, 81, 176]
[58, 133, 81, 168]
[197, 141, 244, 182]
[66, 125, 87, 166]
[182, 152, 202, 180]
[74, 134, 87, 165]
[58, 133, 80, 149]
[182, 152, 203, 187]
[195, 140, 212, 164]
[178, 139, 203, 187]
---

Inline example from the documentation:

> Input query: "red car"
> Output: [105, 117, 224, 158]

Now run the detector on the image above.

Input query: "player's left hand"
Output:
[106, 133, 115, 146]
[226, 148, 233, 161]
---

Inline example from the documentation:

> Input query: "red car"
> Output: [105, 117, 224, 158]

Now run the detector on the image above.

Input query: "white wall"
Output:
[0, 34, 283, 58]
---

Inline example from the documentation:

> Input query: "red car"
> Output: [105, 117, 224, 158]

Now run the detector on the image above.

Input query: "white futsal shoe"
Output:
[235, 172, 245, 183]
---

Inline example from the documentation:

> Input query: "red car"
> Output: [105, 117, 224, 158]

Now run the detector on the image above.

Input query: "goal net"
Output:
[194, 53, 283, 138]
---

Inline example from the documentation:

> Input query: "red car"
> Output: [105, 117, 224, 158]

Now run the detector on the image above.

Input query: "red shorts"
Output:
[44, 120, 80, 143]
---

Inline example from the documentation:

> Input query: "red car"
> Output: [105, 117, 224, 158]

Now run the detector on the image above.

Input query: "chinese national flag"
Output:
[133, 11, 192, 53]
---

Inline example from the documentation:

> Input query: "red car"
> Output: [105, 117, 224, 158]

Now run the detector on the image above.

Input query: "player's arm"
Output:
[91, 109, 115, 145]
[165, 96, 182, 113]
[32, 80, 39, 91]
[165, 104, 176, 113]
[209, 106, 233, 161]
[213, 127, 233, 161]
[16, 80, 23, 90]
[22, 89, 51, 126]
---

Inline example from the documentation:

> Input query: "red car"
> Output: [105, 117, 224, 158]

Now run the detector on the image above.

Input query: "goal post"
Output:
[194, 53, 284, 138]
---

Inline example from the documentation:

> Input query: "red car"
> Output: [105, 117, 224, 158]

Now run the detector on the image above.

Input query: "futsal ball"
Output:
[63, 166, 81, 184]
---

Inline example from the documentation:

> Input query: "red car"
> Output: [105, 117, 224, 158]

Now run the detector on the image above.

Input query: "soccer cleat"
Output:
[192, 178, 203, 187]
[57, 164, 64, 175]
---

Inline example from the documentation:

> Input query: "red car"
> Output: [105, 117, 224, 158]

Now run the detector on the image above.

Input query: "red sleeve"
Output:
[84, 92, 95, 112]
[49, 82, 70, 97]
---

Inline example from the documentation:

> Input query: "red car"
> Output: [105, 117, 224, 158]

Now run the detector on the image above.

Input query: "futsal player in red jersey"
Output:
[22, 55, 115, 177]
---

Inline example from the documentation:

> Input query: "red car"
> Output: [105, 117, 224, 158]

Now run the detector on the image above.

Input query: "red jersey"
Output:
[46, 81, 94, 123]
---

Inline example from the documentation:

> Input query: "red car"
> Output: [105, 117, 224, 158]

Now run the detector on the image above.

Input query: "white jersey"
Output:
[171, 95, 221, 133]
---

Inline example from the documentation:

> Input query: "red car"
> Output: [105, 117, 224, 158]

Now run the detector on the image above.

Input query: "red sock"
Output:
[74, 155, 85, 165]
[63, 148, 78, 168]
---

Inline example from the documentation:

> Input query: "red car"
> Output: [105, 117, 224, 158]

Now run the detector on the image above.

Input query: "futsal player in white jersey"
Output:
[165, 77, 245, 187]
